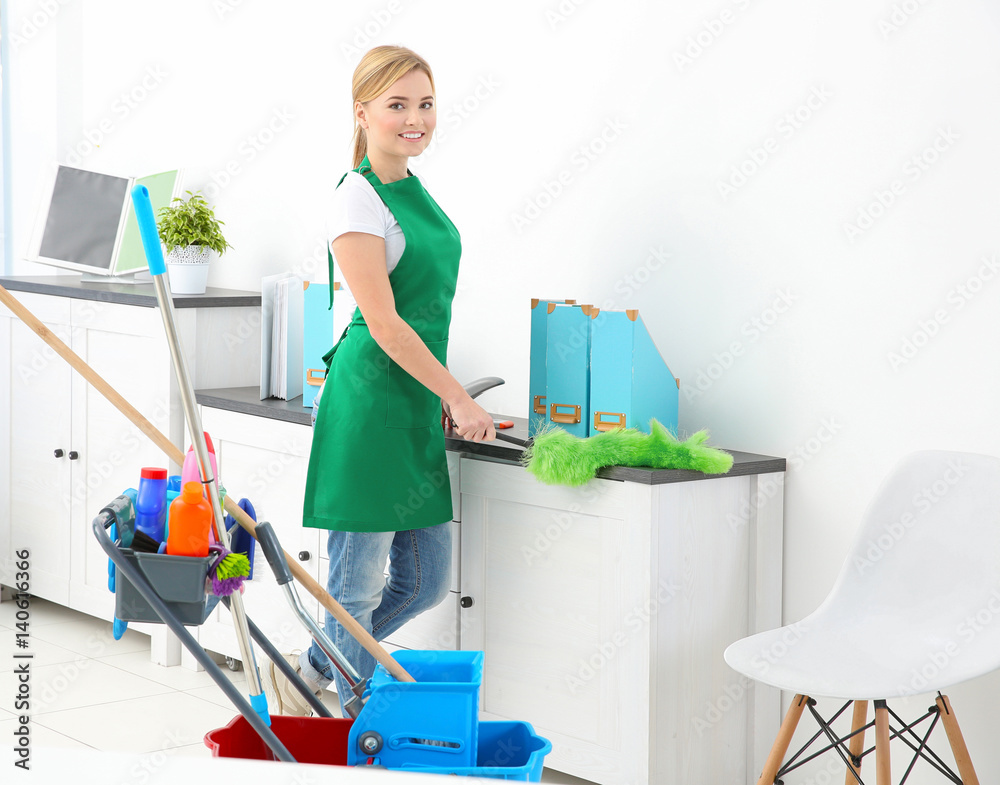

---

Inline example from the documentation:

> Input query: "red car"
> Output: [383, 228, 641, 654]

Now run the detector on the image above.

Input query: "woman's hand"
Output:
[446, 395, 496, 442]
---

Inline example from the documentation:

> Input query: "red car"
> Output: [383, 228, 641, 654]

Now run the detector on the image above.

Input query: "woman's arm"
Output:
[333, 233, 495, 442]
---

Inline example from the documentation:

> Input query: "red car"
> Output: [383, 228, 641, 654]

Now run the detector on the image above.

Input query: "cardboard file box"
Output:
[302, 282, 337, 409]
[529, 299, 680, 437]
[541, 301, 591, 438]
[589, 308, 679, 436]
[528, 299, 577, 436]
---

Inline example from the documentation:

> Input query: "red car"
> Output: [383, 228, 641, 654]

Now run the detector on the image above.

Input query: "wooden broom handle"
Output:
[0, 283, 415, 683]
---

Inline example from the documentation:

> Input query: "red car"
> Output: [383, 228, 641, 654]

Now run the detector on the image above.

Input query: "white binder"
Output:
[260, 272, 304, 401]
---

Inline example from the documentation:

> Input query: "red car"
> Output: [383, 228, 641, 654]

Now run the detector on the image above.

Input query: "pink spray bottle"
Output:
[181, 431, 220, 542]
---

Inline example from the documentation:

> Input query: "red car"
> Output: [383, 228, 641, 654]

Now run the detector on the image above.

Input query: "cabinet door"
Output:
[196, 407, 319, 660]
[68, 302, 173, 618]
[5, 313, 74, 605]
[380, 451, 462, 652]
[460, 458, 650, 785]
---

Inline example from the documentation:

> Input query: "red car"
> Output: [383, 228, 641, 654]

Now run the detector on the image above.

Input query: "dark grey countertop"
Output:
[195, 386, 786, 485]
[0, 275, 261, 309]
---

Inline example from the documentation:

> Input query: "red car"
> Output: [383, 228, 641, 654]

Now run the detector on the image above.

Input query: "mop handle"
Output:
[0, 280, 418, 685]
[131, 187, 270, 715]
[131, 185, 167, 276]
[131, 185, 226, 545]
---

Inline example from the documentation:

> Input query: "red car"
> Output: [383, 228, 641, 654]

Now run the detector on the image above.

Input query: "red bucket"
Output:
[205, 714, 353, 765]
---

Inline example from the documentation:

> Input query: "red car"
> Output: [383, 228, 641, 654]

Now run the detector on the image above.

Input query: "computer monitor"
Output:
[26, 164, 182, 282]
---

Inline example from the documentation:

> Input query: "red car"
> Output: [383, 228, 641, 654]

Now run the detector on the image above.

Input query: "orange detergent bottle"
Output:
[166, 481, 212, 557]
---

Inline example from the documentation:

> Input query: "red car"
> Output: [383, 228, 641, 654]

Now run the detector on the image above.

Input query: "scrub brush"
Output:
[208, 545, 251, 596]
[521, 419, 733, 487]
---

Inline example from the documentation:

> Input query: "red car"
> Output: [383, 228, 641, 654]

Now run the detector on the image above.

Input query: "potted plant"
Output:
[156, 190, 232, 294]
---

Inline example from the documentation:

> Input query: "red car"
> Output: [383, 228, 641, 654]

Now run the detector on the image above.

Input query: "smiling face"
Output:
[356, 68, 436, 167]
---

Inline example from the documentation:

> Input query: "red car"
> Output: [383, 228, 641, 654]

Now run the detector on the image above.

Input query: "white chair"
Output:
[725, 450, 1000, 785]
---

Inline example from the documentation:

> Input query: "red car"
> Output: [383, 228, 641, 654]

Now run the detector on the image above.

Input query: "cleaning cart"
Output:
[94, 505, 551, 778]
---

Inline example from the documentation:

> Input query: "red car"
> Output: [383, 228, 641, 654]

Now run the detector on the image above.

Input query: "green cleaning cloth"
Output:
[522, 419, 734, 487]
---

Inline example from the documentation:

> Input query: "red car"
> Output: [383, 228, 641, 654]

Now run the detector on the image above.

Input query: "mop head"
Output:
[209, 549, 251, 596]
[522, 419, 734, 487]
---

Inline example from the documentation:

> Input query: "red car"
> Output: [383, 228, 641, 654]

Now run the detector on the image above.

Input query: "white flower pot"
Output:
[164, 245, 211, 294]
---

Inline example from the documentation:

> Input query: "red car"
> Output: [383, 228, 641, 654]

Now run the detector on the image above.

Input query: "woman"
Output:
[267, 45, 495, 715]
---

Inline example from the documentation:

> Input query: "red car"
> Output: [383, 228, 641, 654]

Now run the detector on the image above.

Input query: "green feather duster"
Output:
[522, 419, 733, 487]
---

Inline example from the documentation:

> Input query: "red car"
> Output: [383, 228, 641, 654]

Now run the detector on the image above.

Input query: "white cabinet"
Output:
[1, 294, 174, 617]
[1, 295, 75, 605]
[0, 285, 260, 648]
[458, 457, 784, 785]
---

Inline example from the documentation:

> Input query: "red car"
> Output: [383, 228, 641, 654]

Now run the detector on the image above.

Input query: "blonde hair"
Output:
[351, 46, 436, 169]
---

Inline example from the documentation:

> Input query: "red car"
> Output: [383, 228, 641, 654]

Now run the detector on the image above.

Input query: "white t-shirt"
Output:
[327, 171, 406, 337]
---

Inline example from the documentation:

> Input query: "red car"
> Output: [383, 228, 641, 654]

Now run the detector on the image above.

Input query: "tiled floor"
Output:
[0, 594, 593, 783]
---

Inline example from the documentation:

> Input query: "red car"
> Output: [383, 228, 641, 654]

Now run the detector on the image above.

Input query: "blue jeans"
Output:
[302, 385, 452, 710]
[299, 524, 452, 710]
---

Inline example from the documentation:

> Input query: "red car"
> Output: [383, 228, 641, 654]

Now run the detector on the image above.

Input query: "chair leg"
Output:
[845, 700, 868, 785]
[936, 694, 979, 785]
[758, 694, 809, 785]
[874, 700, 891, 785]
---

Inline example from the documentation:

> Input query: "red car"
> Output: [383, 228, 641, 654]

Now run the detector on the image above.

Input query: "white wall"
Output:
[6, 0, 1000, 780]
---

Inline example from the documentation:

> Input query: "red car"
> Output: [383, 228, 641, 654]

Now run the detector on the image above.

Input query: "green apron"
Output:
[302, 157, 461, 532]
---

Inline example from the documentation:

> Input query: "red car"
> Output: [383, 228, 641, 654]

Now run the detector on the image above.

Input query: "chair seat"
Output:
[725, 602, 1000, 700]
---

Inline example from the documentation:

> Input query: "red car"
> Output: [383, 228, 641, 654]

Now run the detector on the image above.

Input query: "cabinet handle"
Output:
[298, 551, 311, 562]
[68, 451, 79, 461]
[460, 596, 474, 609]
[54, 449, 64, 458]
